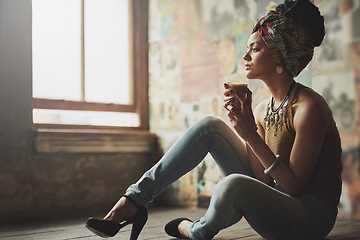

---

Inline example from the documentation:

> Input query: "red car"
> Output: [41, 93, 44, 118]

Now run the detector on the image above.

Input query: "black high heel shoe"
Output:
[85, 195, 148, 239]
[164, 218, 192, 239]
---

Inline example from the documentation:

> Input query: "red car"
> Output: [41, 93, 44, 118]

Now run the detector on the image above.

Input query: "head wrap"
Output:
[252, 11, 314, 77]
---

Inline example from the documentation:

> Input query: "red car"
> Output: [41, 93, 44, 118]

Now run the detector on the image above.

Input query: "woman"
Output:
[86, 1, 342, 239]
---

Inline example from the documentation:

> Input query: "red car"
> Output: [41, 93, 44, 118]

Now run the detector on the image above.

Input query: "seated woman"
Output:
[85, 0, 342, 239]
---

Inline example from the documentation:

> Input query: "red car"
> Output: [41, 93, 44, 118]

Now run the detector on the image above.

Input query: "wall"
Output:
[0, 0, 156, 225]
[1, 0, 359, 224]
[148, 0, 360, 219]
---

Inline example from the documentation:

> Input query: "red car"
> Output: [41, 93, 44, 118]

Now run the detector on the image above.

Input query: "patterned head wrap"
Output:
[252, 11, 314, 77]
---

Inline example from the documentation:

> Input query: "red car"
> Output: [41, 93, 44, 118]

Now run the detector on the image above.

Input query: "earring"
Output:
[276, 66, 283, 74]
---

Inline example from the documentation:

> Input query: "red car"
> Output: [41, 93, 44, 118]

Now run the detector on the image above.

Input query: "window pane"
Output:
[32, 0, 82, 101]
[33, 109, 139, 127]
[84, 0, 131, 104]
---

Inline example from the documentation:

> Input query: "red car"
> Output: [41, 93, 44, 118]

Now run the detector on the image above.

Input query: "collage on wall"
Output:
[148, 0, 360, 218]
[314, 0, 360, 219]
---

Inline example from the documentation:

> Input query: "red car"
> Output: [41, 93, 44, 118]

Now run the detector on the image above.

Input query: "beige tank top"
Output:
[264, 82, 342, 207]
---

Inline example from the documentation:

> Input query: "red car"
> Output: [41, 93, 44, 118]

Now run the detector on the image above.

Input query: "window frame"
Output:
[32, 0, 149, 132]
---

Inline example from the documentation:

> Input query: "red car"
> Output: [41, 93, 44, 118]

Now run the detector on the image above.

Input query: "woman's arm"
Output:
[246, 100, 273, 185]
[246, 92, 331, 196]
[225, 86, 331, 196]
[224, 86, 274, 185]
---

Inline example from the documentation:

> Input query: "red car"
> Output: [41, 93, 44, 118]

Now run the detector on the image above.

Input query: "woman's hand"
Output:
[224, 83, 258, 141]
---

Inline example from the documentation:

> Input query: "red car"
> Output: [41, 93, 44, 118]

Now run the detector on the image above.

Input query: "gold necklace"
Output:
[264, 81, 296, 136]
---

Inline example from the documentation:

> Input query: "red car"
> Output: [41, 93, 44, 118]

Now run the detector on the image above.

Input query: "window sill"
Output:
[34, 127, 157, 154]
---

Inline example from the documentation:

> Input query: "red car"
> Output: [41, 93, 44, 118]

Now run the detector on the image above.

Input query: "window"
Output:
[32, 0, 149, 131]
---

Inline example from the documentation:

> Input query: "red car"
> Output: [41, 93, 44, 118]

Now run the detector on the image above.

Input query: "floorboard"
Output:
[0, 208, 359, 240]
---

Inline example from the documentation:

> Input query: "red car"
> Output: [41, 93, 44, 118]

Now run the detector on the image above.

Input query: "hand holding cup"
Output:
[224, 79, 248, 111]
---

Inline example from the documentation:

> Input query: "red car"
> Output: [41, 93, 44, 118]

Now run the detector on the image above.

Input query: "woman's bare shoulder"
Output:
[295, 86, 333, 128]
[298, 86, 330, 111]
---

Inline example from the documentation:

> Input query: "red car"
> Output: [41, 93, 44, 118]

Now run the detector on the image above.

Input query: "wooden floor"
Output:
[0, 208, 359, 240]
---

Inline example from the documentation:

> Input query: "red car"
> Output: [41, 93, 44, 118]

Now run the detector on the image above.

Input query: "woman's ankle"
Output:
[178, 220, 191, 238]
[104, 196, 137, 222]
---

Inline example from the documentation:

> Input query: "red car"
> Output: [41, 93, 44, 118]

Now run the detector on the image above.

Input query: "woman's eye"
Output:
[252, 48, 260, 52]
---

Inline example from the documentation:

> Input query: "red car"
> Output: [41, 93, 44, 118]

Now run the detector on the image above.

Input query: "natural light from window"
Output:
[32, 0, 82, 101]
[32, 0, 138, 127]
[33, 109, 139, 127]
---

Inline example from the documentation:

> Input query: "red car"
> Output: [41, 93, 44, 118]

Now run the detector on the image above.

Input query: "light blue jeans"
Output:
[126, 116, 337, 240]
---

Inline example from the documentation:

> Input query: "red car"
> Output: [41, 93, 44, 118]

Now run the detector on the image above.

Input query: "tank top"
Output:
[264, 82, 342, 207]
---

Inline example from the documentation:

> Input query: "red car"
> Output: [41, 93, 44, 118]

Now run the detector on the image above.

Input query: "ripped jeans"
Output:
[126, 116, 337, 240]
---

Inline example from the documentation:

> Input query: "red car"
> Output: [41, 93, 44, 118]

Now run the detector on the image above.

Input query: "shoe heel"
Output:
[129, 206, 148, 240]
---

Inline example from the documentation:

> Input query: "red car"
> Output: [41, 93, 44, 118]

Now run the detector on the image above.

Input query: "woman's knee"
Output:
[199, 116, 223, 126]
[194, 116, 226, 132]
[213, 174, 259, 205]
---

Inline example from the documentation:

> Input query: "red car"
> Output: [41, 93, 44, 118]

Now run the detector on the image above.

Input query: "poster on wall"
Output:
[177, 0, 202, 39]
[181, 39, 205, 68]
[234, 0, 257, 24]
[233, 0, 257, 58]
[356, 78, 360, 131]
[235, 31, 251, 73]
[197, 154, 222, 207]
[149, 42, 163, 97]
[181, 64, 220, 102]
[296, 62, 312, 88]
[204, 0, 236, 42]
[164, 91, 182, 130]
[150, 94, 182, 132]
[217, 38, 237, 76]
[181, 95, 223, 130]
[256, 0, 284, 17]
[159, 0, 178, 39]
[312, 73, 355, 131]
[344, 0, 360, 41]
[313, 0, 350, 74]
[338, 132, 360, 219]
[352, 42, 360, 130]
[353, 42, 360, 78]
[149, 0, 162, 43]
[248, 79, 271, 108]
[200, 95, 223, 118]
[181, 101, 202, 130]
[161, 44, 182, 90]
[181, 170, 198, 208]
[149, 99, 165, 132]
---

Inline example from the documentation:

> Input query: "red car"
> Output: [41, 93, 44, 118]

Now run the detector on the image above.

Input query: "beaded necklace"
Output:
[264, 81, 296, 137]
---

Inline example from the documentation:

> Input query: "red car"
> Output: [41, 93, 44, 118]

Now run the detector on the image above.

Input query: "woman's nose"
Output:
[243, 51, 251, 61]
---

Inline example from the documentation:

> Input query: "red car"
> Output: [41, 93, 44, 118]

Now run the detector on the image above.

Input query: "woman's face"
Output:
[243, 32, 278, 80]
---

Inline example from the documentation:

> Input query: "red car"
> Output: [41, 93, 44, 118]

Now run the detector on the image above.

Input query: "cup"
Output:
[227, 81, 248, 99]
[226, 79, 248, 109]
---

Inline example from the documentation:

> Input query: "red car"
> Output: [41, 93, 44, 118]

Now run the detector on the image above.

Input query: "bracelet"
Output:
[264, 155, 280, 175]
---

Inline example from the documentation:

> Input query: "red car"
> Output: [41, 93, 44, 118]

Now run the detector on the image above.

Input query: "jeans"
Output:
[126, 116, 337, 240]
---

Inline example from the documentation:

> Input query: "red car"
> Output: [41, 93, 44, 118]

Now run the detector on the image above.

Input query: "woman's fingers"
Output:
[223, 89, 234, 97]
[232, 109, 240, 118]
[224, 98, 234, 111]
[227, 110, 237, 123]
[224, 96, 242, 110]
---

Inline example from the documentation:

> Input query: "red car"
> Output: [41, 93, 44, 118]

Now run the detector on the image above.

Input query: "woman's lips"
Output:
[245, 64, 251, 70]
